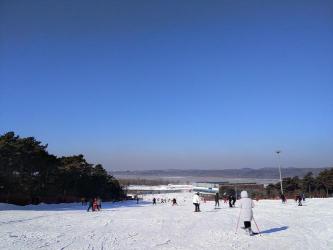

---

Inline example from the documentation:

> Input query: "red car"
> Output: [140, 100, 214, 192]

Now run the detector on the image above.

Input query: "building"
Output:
[193, 181, 265, 199]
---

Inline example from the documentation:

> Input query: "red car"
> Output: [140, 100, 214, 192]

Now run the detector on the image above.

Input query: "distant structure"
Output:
[126, 184, 192, 198]
[193, 181, 265, 199]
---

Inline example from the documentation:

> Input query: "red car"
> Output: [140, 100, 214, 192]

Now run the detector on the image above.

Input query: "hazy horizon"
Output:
[1, 0, 333, 171]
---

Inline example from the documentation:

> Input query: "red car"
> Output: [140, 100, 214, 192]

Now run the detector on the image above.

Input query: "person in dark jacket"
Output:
[215, 193, 220, 208]
[280, 194, 286, 203]
[232, 195, 236, 206]
[297, 194, 302, 206]
[172, 198, 178, 206]
[153, 198, 156, 205]
[228, 195, 233, 208]
[87, 198, 93, 212]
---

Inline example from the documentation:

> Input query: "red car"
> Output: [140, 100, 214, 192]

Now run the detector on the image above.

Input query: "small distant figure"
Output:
[297, 194, 302, 206]
[232, 196, 236, 206]
[228, 195, 233, 208]
[172, 198, 178, 206]
[161, 199, 164, 203]
[223, 195, 228, 204]
[281, 194, 286, 203]
[93, 198, 98, 211]
[193, 192, 201, 212]
[87, 198, 93, 212]
[153, 198, 156, 205]
[81, 197, 87, 206]
[215, 193, 220, 208]
[96, 197, 102, 211]
[136, 196, 139, 204]
[302, 193, 306, 202]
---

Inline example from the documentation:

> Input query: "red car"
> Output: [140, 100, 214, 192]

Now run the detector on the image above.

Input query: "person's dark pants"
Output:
[229, 201, 232, 207]
[244, 221, 251, 229]
[215, 200, 219, 207]
[87, 204, 92, 212]
[193, 203, 200, 212]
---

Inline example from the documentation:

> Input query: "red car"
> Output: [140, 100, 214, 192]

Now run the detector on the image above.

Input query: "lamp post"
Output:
[276, 150, 283, 195]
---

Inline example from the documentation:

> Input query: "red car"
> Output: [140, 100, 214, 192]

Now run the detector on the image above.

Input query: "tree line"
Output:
[0, 132, 124, 205]
[265, 169, 333, 198]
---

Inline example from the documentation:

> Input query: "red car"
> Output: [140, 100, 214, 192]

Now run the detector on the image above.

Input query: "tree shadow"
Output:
[0, 200, 152, 211]
[260, 226, 288, 234]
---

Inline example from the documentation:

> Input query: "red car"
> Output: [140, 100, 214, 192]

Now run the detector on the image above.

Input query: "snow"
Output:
[1, 191, 333, 250]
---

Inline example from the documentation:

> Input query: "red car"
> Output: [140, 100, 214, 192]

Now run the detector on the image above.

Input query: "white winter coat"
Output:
[239, 191, 254, 221]
[192, 194, 200, 204]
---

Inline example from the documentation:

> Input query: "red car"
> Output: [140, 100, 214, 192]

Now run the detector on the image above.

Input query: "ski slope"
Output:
[1, 192, 332, 250]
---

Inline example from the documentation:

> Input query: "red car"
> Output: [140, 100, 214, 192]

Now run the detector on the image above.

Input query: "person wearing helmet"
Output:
[239, 190, 255, 235]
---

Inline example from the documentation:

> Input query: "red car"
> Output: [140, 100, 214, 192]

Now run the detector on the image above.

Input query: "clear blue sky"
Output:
[1, 0, 332, 170]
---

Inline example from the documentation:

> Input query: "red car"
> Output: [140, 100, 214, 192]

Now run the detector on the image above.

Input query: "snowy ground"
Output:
[1, 192, 333, 250]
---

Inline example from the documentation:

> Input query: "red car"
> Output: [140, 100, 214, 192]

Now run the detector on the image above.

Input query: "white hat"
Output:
[241, 190, 248, 198]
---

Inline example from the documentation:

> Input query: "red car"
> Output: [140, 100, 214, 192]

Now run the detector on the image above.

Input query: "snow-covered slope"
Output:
[1, 193, 332, 250]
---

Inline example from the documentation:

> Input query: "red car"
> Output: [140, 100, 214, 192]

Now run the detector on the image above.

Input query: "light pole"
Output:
[276, 150, 283, 195]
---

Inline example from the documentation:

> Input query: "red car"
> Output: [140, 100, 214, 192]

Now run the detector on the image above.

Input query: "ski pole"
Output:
[252, 216, 261, 235]
[235, 209, 241, 234]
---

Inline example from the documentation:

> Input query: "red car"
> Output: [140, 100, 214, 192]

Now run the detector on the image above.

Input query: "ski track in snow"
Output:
[0, 194, 333, 250]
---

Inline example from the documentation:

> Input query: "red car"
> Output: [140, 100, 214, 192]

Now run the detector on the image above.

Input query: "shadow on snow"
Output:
[260, 226, 289, 234]
[0, 200, 151, 212]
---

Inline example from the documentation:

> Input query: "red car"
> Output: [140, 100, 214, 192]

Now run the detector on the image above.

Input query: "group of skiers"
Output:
[152, 197, 178, 206]
[192, 191, 257, 235]
[280, 193, 306, 206]
[192, 192, 239, 212]
[87, 197, 102, 212]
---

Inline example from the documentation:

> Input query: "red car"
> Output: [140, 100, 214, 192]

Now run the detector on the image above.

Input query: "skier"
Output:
[228, 195, 233, 208]
[223, 194, 228, 204]
[92, 198, 98, 211]
[280, 194, 286, 203]
[297, 194, 302, 206]
[87, 198, 93, 212]
[232, 195, 236, 206]
[239, 190, 256, 236]
[193, 192, 200, 212]
[81, 197, 87, 206]
[96, 197, 102, 211]
[153, 197, 156, 205]
[215, 193, 220, 208]
[172, 198, 177, 206]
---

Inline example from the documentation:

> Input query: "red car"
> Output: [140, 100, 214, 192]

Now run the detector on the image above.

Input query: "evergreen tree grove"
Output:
[0, 132, 124, 205]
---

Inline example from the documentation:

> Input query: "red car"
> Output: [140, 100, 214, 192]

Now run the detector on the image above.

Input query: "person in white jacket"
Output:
[239, 190, 255, 235]
[193, 192, 201, 212]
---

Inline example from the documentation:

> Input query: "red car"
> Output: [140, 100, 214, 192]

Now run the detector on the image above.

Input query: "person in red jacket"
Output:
[92, 198, 98, 211]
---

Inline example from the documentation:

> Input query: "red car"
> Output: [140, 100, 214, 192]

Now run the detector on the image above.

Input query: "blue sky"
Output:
[1, 0, 332, 170]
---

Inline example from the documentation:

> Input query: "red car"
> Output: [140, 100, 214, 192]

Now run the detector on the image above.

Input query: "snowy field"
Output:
[1, 192, 333, 250]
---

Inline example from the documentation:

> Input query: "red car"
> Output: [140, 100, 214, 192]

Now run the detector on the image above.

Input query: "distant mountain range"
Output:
[111, 167, 330, 179]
